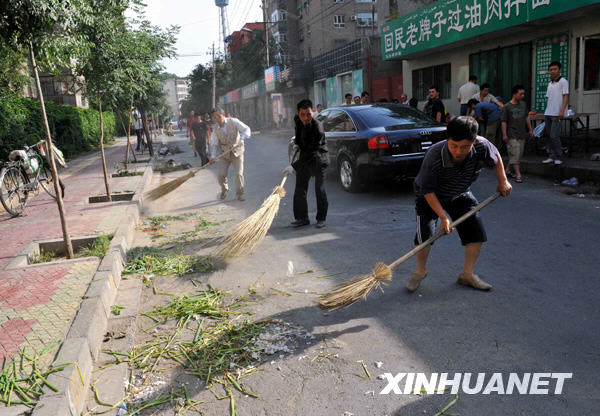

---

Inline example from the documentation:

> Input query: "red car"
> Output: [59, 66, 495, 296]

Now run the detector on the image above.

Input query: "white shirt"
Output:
[133, 118, 143, 130]
[210, 117, 251, 158]
[472, 92, 498, 104]
[458, 81, 480, 104]
[544, 77, 569, 116]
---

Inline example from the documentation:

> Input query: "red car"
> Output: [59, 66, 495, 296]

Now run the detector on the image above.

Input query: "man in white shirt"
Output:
[542, 61, 569, 165]
[133, 114, 144, 151]
[457, 75, 479, 115]
[472, 83, 504, 109]
[400, 93, 409, 105]
[209, 108, 251, 201]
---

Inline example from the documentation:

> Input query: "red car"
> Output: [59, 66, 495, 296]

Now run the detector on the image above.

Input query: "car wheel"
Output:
[338, 156, 362, 192]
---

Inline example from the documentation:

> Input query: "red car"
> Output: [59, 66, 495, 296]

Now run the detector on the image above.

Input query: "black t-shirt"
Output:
[191, 121, 208, 141]
[424, 98, 445, 121]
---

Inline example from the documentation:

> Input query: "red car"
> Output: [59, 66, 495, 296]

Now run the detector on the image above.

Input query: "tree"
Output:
[76, 0, 132, 202]
[0, 0, 92, 258]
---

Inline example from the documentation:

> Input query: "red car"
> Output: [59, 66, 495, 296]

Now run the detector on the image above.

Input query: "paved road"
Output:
[143, 129, 600, 415]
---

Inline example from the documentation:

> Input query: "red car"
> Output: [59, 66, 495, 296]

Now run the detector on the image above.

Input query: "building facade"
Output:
[162, 78, 190, 122]
[382, 0, 600, 127]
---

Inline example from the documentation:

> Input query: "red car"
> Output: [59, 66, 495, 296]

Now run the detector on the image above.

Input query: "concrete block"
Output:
[32, 391, 77, 416]
[97, 251, 123, 276]
[88, 363, 129, 414]
[0, 405, 30, 416]
[92, 270, 120, 291]
[67, 297, 108, 360]
[85, 278, 117, 317]
[111, 279, 142, 319]
[42, 338, 92, 413]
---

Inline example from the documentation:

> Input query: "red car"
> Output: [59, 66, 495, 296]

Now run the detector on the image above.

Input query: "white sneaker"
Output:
[554, 159, 563, 165]
[542, 158, 554, 164]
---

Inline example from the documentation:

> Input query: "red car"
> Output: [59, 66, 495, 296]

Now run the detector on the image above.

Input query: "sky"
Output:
[134, 0, 264, 78]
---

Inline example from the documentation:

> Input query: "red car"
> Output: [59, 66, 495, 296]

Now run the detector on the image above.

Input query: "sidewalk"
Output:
[520, 130, 600, 183]
[0, 137, 149, 364]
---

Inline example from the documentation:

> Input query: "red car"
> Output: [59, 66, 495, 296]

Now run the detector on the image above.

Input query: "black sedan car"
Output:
[289, 103, 447, 192]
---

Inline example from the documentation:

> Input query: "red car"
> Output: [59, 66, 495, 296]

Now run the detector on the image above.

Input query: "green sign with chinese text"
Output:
[381, 0, 599, 60]
[533, 33, 569, 112]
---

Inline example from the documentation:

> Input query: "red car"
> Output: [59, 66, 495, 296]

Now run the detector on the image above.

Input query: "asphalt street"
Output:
[142, 129, 600, 415]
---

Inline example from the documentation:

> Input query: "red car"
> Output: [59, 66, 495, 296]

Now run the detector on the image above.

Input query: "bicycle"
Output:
[0, 140, 65, 217]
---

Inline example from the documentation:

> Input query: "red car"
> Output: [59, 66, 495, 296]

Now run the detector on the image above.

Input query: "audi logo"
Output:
[419, 130, 432, 136]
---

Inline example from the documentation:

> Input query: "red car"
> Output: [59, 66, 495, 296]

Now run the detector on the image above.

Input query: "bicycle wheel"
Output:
[39, 162, 57, 199]
[0, 165, 29, 217]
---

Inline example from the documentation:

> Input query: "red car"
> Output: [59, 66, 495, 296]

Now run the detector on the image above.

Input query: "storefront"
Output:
[382, 0, 600, 127]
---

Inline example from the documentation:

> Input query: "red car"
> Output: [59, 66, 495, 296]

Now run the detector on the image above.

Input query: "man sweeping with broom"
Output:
[209, 108, 251, 201]
[406, 116, 512, 292]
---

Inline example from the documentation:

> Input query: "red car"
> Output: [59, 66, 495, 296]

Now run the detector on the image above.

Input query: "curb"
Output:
[31, 161, 153, 416]
[521, 159, 600, 183]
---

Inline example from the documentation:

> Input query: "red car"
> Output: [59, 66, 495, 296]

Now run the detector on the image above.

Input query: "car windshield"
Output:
[360, 105, 437, 130]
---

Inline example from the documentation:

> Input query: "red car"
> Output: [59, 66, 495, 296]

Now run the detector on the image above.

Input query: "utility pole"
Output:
[212, 42, 216, 108]
[262, 0, 270, 128]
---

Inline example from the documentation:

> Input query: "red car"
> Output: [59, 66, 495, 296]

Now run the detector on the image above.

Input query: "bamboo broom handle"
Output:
[279, 174, 288, 188]
[191, 147, 235, 175]
[387, 192, 501, 271]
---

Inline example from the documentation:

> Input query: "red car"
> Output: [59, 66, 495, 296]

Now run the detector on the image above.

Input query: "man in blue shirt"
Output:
[406, 117, 512, 292]
[468, 99, 503, 152]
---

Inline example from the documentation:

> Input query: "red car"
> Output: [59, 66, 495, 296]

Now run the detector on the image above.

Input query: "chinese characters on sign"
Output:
[382, 0, 596, 60]
[534, 33, 569, 112]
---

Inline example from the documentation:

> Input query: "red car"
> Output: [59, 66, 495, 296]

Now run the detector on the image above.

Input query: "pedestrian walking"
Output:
[133, 114, 144, 151]
[209, 108, 251, 201]
[353, 96, 361, 104]
[400, 93, 409, 105]
[191, 114, 210, 165]
[502, 85, 533, 183]
[458, 75, 479, 115]
[344, 93, 352, 105]
[290, 99, 329, 229]
[542, 61, 569, 165]
[424, 86, 445, 123]
[361, 91, 370, 104]
[186, 110, 195, 139]
[406, 116, 512, 292]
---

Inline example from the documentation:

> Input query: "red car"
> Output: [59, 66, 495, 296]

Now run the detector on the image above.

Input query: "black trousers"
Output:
[135, 129, 143, 150]
[194, 137, 209, 165]
[293, 163, 328, 221]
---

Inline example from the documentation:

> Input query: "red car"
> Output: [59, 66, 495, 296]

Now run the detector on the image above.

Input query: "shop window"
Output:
[333, 15, 345, 28]
[356, 13, 377, 27]
[412, 63, 451, 101]
[584, 38, 600, 90]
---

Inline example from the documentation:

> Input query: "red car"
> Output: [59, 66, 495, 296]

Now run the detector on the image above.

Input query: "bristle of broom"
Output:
[214, 186, 285, 257]
[145, 171, 195, 201]
[318, 262, 392, 311]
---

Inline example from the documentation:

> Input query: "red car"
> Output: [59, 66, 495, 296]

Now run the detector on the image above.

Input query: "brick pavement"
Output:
[0, 137, 148, 363]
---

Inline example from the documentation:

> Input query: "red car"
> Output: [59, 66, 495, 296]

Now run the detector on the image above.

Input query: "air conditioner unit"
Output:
[350, 15, 357, 22]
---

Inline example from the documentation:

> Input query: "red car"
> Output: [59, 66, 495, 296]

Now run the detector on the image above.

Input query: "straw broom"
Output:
[318, 193, 501, 311]
[145, 147, 235, 201]
[214, 173, 290, 258]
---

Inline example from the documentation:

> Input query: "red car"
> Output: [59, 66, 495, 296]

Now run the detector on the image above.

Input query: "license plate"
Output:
[420, 141, 432, 150]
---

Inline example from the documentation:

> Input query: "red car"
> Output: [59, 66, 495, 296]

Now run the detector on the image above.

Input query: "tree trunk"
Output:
[140, 107, 153, 156]
[28, 42, 74, 259]
[117, 109, 136, 166]
[97, 91, 112, 202]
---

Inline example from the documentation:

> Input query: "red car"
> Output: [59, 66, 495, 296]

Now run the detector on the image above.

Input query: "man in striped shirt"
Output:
[406, 116, 512, 292]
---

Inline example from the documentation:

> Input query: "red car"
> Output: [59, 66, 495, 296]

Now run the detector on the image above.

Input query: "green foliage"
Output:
[0, 97, 117, 161]
[0, 43, 28, 98]
[78, 234, 112, 258]
[29, 248, 55, 264]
